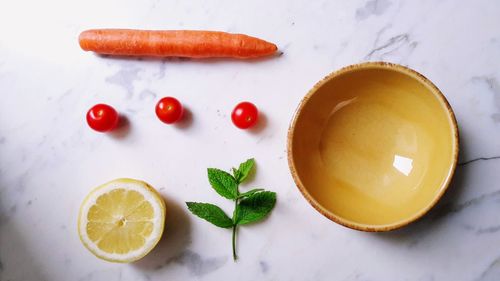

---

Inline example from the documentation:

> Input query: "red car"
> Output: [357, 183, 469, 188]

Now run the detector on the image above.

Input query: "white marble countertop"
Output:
[1, 0, 500, 280]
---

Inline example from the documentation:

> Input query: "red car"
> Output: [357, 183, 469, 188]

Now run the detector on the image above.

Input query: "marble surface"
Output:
[1, 0, 500, 280]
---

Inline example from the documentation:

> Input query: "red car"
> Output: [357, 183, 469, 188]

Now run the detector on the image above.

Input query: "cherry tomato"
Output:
[156, 97, 184, 124]
[231, 101, 259, 129]
[86, 104, 119, 132]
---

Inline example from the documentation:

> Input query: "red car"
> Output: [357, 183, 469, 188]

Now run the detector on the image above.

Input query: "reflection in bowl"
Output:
[288, 62, 459, 231]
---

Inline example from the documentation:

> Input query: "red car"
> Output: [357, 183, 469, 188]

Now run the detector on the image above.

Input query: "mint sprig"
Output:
[186, 158, 277, 261]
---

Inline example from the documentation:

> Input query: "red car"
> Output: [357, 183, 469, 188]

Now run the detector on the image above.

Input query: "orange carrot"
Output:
[79, 29, 278, 59]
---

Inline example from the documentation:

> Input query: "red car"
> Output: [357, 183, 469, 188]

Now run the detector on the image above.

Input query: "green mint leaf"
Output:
[186, 202, 234, 228]
[231, 167, 241, 182]
[235, 191, 276, 225]
[207, 168, 238, 199]
[238, 188, 264, 199]
[235, 158, 255, 183]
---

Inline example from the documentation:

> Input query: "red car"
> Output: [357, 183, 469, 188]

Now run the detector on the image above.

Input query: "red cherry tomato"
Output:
[156, 97, 184, 124]
[86, 104, 119, 132]
[231, 102, 259, 129]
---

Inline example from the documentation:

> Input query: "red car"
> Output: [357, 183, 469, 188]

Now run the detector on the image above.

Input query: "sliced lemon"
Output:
[78, 178, 166, 263]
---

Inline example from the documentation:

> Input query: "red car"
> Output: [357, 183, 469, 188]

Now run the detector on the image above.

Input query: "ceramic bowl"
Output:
[287, 62, 459, 231]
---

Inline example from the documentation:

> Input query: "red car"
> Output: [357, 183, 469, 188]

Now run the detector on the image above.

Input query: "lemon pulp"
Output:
[78, 178, 166, 262]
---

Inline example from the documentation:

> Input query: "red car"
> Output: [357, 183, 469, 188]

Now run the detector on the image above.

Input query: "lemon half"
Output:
[78, 178, 166, 263]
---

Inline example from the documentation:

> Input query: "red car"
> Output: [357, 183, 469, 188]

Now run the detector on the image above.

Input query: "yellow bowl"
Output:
[287, 62, 459, 231]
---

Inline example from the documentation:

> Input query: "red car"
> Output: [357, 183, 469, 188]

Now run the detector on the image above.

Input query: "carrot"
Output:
[79, 29, 278, 59]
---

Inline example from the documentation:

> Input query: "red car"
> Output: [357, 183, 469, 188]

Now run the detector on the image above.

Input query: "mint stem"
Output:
[232, 223, 237, 260]
[232, 185, 240, 261]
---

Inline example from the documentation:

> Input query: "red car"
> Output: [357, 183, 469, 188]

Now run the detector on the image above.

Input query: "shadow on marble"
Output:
[248, 112, 268, 135]
[0, 213, 50, 280]
[132, 195, 191, 271]
[372, 134, 469, 243]
[174, 107, 193, 130]
[96, 52, 282, 64]
[109, 115, 131, 139]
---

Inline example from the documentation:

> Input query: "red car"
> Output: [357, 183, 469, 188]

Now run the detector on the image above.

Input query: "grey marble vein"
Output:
[364, 23, 419, 62]
[78, 269, 123, 281]
[459, 156, 500, 166]
[471, 76, 500, 122]
[259, 260, 269, 273]
[432, 190, 500, 219]
[0, 206, 7, 226]
[476, 225, 500, 235]
[476, 256, 500, 281]
[105, 65, 141, 98]
[365, 33, 410, 60]
[418, 275, 435, 281]
[9, 204, 17, 215]
[355, 0, 392, 20]
[155, 61, 167, 79]
[162, 250, 227, 277]
[342, 272, 363, 281]
[372, 24, 392, 47]
[56, 89, 72, 103]
[139, 89, 157, 101]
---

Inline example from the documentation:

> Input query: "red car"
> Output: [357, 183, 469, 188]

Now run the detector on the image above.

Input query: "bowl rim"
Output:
[287, 61, 460, 232]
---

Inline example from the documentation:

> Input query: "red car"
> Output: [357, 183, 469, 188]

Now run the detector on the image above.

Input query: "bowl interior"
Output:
[289, 64, 458, 230]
